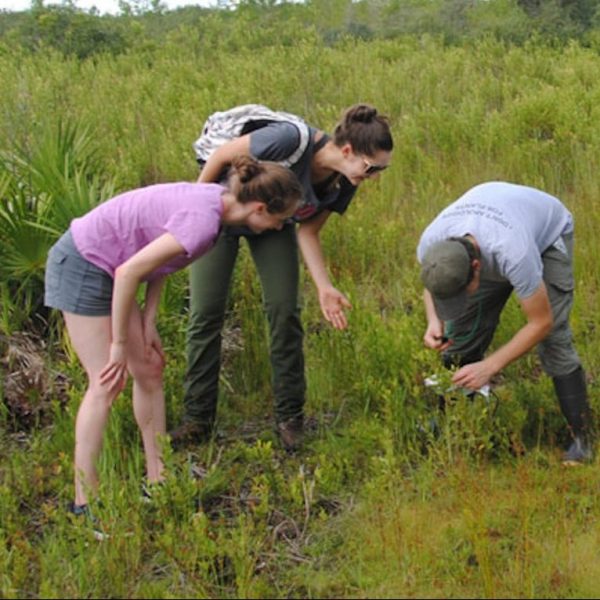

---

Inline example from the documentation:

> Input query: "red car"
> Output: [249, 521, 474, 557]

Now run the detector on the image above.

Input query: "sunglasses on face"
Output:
[362, 157, 389, 175]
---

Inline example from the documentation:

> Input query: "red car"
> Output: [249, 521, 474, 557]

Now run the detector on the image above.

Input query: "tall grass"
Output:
[2, 32, 600, 597]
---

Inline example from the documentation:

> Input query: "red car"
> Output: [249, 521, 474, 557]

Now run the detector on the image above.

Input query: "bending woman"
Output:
[44, 156, 302, 511]
[173, 104, 393, 451]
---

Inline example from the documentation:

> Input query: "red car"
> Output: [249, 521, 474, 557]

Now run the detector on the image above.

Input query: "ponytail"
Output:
[228, 155, 303, 215]
[333, 103, 393, 156]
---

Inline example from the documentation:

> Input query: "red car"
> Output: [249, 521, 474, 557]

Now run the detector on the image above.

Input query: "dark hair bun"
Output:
[227, 155, 303, 217]
[332, 103, 393, 154]
[344, 103, 378, 124]
[231, 154, 262, 183]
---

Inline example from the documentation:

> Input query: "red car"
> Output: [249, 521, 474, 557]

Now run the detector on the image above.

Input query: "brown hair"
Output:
[228, 155, 303, 215]
[332, 104, 393, 156]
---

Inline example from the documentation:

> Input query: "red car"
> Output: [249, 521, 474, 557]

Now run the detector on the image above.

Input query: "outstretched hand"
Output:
[451, 360, 494, 391]
[319, 286, 352, 330]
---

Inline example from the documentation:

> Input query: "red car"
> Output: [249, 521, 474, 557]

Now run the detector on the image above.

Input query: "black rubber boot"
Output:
[553, 367, 594, 464]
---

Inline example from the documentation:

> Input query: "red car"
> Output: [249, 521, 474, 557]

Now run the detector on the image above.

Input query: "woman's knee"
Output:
[188, 303, 227, 333]
[86, 380, 120, 409]
[128, 351, 165, 386]
[265, 301, 303, 332]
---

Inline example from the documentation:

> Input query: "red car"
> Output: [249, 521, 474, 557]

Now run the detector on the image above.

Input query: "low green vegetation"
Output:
[2, 2, 600, 597]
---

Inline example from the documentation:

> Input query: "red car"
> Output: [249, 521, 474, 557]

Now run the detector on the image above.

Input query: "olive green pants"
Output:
[182, 223, 305, 426]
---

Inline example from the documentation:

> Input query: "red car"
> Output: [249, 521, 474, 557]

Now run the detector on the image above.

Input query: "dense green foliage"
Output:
[2, 2, 600, 597]
[4, 0, 600, 60]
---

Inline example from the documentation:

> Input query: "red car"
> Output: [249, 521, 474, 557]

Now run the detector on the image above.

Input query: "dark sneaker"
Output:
[140, 479, 166, 503]
[68, 501, 90, 517]
[562, 436, 593, 466]
[67, 502, 108, 541]
[168, 421, 213, 449]
[276, 416, 304, 453]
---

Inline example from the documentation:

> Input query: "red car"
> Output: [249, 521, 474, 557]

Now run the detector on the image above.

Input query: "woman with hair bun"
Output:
[174, 104, 394, 451]
[44, 155, 302, 514]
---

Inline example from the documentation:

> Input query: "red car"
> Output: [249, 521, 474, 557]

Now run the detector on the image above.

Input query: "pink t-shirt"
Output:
[70, 182, 224, 280]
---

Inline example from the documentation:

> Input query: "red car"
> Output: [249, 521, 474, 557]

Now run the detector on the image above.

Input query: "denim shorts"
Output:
[44, 229, 113, 316]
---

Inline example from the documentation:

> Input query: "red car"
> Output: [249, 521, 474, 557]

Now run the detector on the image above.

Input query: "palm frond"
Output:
[0, 118, 117, 334]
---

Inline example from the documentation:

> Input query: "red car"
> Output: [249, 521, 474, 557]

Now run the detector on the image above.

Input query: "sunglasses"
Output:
[362, 157, 389, 175]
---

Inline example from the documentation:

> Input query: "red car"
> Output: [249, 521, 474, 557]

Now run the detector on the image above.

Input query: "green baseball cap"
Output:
[420, 239, 471, 321]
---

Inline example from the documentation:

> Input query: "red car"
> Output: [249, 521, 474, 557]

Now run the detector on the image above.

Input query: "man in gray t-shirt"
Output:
[417, 181, 592, 464]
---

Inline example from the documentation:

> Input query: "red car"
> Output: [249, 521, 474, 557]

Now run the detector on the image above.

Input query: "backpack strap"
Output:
[283, 121, 311, 167]
[312, 131, 329, 153]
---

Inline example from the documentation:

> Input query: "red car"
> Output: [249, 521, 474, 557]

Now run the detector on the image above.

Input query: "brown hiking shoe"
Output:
[276, 417, 304, 452]
[168, 421, 213, 449]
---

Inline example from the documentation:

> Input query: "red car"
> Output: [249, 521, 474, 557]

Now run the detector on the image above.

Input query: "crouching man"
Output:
[417, 181, 593, 464]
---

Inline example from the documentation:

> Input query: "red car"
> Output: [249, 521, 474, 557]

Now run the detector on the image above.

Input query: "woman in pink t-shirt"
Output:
[45, 156, 302, 516]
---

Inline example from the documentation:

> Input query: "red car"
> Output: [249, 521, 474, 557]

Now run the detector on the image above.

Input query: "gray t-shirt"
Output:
[250, 121, 356, 222]
[417, 182, 574, 299]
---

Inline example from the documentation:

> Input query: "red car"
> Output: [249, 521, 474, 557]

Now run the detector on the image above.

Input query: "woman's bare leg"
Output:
[63, 312, 118, 506]
[126, 304, 166, 483]
[65, 303, 167, 503]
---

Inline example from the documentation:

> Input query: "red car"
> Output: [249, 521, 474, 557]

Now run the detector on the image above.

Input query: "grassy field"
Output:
[2, 31, 600, 598]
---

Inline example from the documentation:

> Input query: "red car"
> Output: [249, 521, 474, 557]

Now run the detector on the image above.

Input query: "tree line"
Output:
[2, 0, 600, 60]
